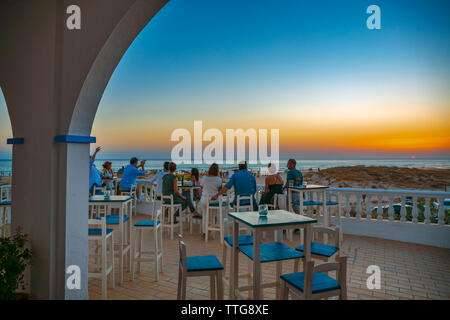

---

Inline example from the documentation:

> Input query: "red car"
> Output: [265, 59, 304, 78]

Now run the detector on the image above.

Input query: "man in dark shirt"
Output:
[284, 159, 303, 213]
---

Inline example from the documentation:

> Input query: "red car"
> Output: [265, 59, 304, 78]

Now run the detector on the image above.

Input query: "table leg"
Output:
[288, 188, 293, 212]
[323, 189, 328, 243]
[252, 229, 261, 300]
[230, 220, 240, 299]
[304, 224, 312, 262]
[119, 203, 124, 284]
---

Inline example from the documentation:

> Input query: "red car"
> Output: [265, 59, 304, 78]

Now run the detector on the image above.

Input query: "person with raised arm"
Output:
[118, 157, 146, 195]
[89, 146, 103, 195]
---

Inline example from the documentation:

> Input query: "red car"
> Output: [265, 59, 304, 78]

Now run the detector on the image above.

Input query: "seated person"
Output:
[212, 161, 258, 211]
[190, 167, 202, 201]
[162, 162, 199, 217]
[199, 163, 223, 232]
[118, 157, 146, 195]
[101, 161, 115, 191]
[259, 162, 284, 206]
[283, 158, 303, 213]
[148, 161, 169, 199]
[89, 146, 103, 195]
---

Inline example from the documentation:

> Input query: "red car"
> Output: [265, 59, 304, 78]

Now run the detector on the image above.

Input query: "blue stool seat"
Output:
[88, 228, 114, 236]
[96, 214, 129, 224]
[224, 235, 253, 247]
[292, 201, 323, 206]
[134, 220, 160, 227]
[326, 201, 339, 206]
[209, 201, 228, 207]
[296, 242, 339, 257]
[186, 255, 224, 272]
[281, 272, 340, 294]
[0, 201, 11, 205]
[238, 242, 304, 263]
[232, 199, 251, 206]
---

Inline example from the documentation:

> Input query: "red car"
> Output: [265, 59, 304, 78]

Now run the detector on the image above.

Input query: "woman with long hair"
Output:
[198, 163, 223, 234]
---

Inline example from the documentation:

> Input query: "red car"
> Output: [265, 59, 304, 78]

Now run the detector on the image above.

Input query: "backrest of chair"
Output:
[153, 209, 162, 223]
[178, 234, 187, 273]
[161, 194, 174, 205]
[88, 217, 106, 236]
[304, 256, 347, 298]
[206, 195, 223, 207]
[93, 185, 106, 195]
[312, 226, 340, 248]
[153, 189, 162, 202]
[236, 195, 253, 212]
[121, 184, 136, 197]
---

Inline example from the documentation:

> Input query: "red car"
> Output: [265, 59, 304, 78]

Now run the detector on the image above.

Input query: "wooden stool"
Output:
[177, 235, 224, 300]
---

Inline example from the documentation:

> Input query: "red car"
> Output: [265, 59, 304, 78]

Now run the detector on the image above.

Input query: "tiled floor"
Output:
[88, 215, 450, 300]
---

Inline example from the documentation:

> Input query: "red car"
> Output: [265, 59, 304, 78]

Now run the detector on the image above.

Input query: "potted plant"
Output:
[0, 227, 32, 300]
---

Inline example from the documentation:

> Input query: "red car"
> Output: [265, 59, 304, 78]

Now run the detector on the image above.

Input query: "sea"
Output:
[0, 158, 449, 175]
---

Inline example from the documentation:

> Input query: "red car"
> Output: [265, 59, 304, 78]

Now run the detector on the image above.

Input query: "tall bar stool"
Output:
[204, 195, 228, 243]
[131, 209, 163, 281]
[177, 235, 224, 300]
[294, 226, 340, 273]
[161, 194, 183, 240]
[88, 217, 115, 300]
[121, 185, 138, 216]
[235, 195, 253, 212]
[151, 189, 162, 216]
[280, 256, 347, 300]
[222, 195, 255, 298]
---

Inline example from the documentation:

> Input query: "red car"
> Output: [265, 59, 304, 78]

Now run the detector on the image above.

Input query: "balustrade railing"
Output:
[325, 188, 449, 225]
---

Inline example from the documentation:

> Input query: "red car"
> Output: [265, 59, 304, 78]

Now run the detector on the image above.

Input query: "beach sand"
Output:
[295, 166, 450, 191]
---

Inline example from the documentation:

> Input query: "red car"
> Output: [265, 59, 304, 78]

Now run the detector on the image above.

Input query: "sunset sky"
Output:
[0, 0, 449, 159]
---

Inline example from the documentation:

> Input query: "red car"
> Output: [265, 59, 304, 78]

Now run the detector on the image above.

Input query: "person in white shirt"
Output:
[149, 161, 169, 198]
[199, 163, 223, 233]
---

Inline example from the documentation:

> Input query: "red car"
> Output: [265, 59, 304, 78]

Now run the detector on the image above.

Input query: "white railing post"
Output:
[400, 196, 407, 222]
[387, 196, 394, 221]
[424, 197, 431, 224]
[365, 195, 372, 220]
[377, 195, 383, 221]
[344, 194, 350, 218]
[412, 196, 419, 223]
[438, 198, 445, 225]
[356, 194, 362, 219]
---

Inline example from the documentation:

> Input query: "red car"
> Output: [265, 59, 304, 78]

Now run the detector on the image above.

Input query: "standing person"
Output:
[101, 161, 115, 192]
[190, 167, 202, 201]
[148, 161, 169, 197]
[283, 159, 303, 213]
[89, 146, 103, 195]
[199, 163, 223, 232]
[259, 162, 284, 205]
[162, 162, 199, 216]
[118, 157, 146, 195]
[212, 161, 258, 211]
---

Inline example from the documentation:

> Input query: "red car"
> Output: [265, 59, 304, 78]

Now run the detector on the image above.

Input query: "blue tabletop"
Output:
[89, 195, 132, 203]
[228, 210, 317, 228]
[288, 185, 328, 190]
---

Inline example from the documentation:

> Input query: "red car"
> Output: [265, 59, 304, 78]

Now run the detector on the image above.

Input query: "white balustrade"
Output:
[325, 187, 450, 248]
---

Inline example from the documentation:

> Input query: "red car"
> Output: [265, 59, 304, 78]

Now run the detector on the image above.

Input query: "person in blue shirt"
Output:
[283, 159, 303, 213]
[119, 157, 147, 194]
[212, 161, 258, 211]
[89, 146, 103, 195]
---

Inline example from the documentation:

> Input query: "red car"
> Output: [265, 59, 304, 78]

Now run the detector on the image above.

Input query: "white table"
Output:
[228, 210, 317, 300]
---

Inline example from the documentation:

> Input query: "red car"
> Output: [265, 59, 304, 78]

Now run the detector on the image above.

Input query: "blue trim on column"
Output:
[54, 135, 96, 144]
[7, 138, 24, 145]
